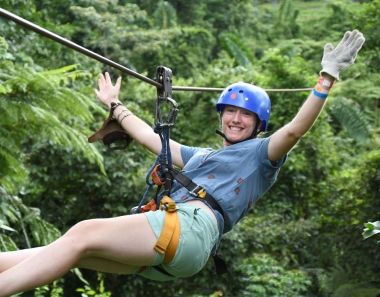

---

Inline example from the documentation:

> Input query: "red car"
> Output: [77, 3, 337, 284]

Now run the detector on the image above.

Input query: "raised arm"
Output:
[268, 30, 365, 162]
[95, 72, 184, 168]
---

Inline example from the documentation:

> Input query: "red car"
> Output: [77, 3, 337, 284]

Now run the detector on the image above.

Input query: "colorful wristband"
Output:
[313, 85, 329, 99]
[318, 77, 334, 88]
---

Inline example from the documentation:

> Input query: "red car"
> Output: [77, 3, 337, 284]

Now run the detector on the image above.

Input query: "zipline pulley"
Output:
[154, 66, 178, 128]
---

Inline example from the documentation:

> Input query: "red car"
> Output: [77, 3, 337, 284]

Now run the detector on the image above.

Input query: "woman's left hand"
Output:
[94, 72, 122, 109]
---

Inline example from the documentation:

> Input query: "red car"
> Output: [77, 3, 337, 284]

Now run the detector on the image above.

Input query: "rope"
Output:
[134, 121, 172, 213]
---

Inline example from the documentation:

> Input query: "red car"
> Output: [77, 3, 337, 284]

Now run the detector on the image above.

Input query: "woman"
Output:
[0, 30, 364, 296]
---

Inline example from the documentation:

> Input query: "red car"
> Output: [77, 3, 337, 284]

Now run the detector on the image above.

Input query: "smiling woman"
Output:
[220, 106, 259, 146]
[215, 82, 271, 146]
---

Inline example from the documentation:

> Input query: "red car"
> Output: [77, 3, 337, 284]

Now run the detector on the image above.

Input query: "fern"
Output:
[0, 58, 106, 192]
[329, 97, 372, 142]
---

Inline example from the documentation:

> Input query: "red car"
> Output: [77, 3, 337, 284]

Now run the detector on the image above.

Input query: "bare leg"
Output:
[75, 257, 137, 274]
[0, 248, 137, 274]
[0, 247, 43, 272]
[0, 213, 157, 297]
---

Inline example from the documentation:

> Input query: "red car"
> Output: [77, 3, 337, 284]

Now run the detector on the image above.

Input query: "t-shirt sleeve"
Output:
[180, 145, 203, 166]
[256, 137, 287, 179]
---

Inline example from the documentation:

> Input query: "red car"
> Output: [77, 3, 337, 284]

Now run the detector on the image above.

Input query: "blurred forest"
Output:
[0, 0, 380, 296]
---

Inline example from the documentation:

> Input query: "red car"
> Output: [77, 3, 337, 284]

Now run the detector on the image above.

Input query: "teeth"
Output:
[230, 127, 242, 131]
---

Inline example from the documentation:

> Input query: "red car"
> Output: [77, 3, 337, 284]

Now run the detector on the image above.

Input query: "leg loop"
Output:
[154, 196, 180, 263]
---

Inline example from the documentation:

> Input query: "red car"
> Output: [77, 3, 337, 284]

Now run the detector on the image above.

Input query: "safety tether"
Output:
[133, 66, 178, 214]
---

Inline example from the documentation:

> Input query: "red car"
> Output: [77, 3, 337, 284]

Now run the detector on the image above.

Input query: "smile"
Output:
[229, 126, 243, 131]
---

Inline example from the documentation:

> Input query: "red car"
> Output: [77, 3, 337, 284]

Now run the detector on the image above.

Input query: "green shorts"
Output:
[134, 203, 219, 281]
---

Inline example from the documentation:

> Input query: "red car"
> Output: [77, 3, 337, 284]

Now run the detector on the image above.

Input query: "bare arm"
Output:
[268, 30, 365, 163]
[268, 73, 333, 162]
[95, 72, 184, 168]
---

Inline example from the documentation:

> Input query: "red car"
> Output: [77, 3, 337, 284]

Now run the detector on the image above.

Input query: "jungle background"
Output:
[1, 0, 380, 296]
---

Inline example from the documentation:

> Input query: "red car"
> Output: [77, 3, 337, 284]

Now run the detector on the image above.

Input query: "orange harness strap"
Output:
[154, 196, 180, 263]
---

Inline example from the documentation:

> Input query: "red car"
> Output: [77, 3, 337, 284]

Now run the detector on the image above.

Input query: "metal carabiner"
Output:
[154, 66, 179, 127]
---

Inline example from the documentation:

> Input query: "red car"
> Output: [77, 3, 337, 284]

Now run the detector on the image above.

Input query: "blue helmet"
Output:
[216, 82, 271, 132]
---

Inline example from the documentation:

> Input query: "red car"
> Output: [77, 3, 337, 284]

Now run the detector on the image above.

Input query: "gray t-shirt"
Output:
[168, 137, 286, 235]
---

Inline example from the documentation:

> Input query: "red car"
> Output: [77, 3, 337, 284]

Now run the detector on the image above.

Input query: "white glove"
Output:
[320, 30, 365, 80]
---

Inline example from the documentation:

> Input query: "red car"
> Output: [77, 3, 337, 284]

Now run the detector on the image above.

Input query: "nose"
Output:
[232, 110, 242, 123]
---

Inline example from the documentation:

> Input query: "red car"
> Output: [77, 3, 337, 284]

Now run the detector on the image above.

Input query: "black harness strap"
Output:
[168, 168, 225, 218]
[152, 265, 174, 277]
[167, 168, 228, 275]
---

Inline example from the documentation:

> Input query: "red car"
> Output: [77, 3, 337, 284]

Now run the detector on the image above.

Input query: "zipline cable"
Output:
[0, 8, 314, 93]
[0, 8, 161, 88]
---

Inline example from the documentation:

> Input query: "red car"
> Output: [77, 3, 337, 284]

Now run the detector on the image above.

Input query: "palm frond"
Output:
[219, 33, 254, 67]
[153, 0, 177, 29]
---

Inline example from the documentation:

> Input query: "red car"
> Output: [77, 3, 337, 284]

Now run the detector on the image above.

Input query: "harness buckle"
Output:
[189, 185, 207, 199]
[160, 197, 178, 212]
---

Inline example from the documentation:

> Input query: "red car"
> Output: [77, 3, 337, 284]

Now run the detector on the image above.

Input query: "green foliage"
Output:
[0, 186, 61, 250]
[351, 0, 380, 71]
[69, 0, 180, 77]
[329, 96, 372, 142]
[320, 265, 380, 297]
[332, 285, 380, 297]
[76, 273, 112, 297]
[238, 253, 312, 296]
[325, 1, 354, 31]
[320, 148, 380, 287]
[363, 221, 380, 242]
[219, 33, 254, 67]
[153, 1, 177, 29]
[275, 0, 302, 39]
[0, 57, 105, 192]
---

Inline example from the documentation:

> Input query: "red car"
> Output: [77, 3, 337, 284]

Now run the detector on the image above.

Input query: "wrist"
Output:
[313, 76, 335, 100]
[319, 67, 340, 81]
[318, 76, 334, 89]
[320, 73, 336, 84]
[109, 101, 122, 110]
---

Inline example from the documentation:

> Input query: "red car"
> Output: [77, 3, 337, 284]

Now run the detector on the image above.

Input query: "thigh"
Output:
[69, 213, 158, 267]
[76, 257, 137, 274]
[140, 204, 219, 279]
[162, 204, 219, 277]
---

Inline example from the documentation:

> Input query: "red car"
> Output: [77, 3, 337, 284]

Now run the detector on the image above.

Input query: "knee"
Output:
[62, 219, 99, 254]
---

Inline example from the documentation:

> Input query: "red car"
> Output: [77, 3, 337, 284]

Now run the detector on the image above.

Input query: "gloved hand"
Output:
[320, 30, 365, 80]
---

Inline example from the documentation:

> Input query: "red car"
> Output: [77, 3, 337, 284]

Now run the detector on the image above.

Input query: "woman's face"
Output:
[221, 105, 258, 147]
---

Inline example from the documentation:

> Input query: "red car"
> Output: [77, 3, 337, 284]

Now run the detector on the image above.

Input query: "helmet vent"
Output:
[239, 90, 244, 93]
